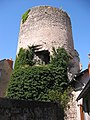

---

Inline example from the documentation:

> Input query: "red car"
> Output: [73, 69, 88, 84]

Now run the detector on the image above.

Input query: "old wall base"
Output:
[0, 97, 64, 120]
[64, 91, 78, 120]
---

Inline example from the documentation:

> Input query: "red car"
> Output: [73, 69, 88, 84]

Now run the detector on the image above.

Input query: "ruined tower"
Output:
[17, 6, 80, 77]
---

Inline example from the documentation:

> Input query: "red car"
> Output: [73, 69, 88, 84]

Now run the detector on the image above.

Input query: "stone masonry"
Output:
[15, 6, 81, 120]
[0, 97, 64, 120]
[64, 91, 77, 120]
[17, 6, 74, 54]
[17, 6, 80, 77]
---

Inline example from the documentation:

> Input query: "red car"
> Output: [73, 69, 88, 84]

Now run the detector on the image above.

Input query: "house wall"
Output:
[0, 60, 13, 97]
[65, 70, 90, 120]
[83, 92, 90, 120]
[71, 70, 90, 120]
[64, 90, 83, 120]
[76, 91, 83, 120]
[65, 90, 85, 120]
[84, 113, 90, 120]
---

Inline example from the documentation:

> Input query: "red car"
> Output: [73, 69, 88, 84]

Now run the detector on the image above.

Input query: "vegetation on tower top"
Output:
[22, 9, 30, 24]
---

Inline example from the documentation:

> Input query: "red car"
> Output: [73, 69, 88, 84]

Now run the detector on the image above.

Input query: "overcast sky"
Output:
[0, 0, 90, 70]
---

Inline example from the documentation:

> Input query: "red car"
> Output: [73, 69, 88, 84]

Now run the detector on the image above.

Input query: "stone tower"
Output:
[17, 6, 80, 78]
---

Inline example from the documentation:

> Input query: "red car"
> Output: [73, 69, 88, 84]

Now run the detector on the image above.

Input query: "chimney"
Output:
[6, 58, 13, 69]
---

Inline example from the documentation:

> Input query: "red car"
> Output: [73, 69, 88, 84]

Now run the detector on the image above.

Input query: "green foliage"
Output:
[7, 47, 71, 108]
[14, 46, 35, 69]
[25, 46, 35, 66]
[7, 65, 69, 102]
[22, 9, 30, 24]
[14, 48, 27, 69]
[47, 88, 70, 108]
[50, 47, 69, 68]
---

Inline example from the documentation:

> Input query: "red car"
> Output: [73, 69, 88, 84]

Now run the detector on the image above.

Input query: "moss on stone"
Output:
[22, 9, 30, 24]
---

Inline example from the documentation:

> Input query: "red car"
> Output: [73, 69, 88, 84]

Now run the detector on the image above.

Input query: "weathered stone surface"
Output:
[17, 6, 74, 54]
[17, 6, 80, 77]
[0, 97, 64, 120]
[64, 91, 77, 120]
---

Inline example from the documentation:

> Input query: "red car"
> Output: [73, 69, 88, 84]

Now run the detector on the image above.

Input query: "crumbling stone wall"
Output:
[17, 6, 74, 54]
[17, 6, 80, 77]
[64, 91, 77, 120]
[0, 98, 64, 120]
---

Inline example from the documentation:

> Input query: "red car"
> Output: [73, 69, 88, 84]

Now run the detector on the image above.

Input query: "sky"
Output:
[0, 0, 90, 70]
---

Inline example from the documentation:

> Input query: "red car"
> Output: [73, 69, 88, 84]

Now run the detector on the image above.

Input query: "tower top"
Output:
[17, 6, 80, 77]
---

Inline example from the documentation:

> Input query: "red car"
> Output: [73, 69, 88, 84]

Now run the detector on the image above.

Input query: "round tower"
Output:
[17, 6, 80, 77]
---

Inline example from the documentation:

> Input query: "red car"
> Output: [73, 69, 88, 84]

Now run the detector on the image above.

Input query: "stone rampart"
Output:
[0, 97, 64, 120]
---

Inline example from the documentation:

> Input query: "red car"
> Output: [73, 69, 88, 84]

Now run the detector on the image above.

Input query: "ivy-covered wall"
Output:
[6, 47, 71, 109]
[0, 97, 64, 120]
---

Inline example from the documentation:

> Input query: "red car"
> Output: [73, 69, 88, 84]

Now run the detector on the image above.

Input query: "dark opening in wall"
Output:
[34, 50, 50, 65]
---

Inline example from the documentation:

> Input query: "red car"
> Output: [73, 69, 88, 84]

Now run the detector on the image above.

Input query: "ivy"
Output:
[7, 65, 69, 103]
[22, 9, 30, 24]
[7, 47, 71, 109]
[50, 47, 69, 68]
[14, 46, 35, 69]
